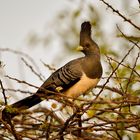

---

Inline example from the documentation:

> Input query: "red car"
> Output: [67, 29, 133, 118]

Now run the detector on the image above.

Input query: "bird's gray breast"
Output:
[82, 56, 102, 79]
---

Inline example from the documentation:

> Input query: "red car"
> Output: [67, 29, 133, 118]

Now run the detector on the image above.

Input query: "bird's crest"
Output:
[80, 21, 91, 36]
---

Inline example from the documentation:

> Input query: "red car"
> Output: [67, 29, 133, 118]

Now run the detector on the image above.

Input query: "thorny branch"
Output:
[0, 1, 140, 139]
[1, 44, 140, 139]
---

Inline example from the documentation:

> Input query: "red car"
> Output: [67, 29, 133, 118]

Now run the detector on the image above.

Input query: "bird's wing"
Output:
[38, 58, 83, 94]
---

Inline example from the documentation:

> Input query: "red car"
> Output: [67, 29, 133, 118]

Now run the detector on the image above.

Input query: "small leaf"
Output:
[87, 109, 95, 117]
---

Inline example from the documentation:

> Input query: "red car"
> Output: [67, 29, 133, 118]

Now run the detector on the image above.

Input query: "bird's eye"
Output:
[85, 43, 90, 48]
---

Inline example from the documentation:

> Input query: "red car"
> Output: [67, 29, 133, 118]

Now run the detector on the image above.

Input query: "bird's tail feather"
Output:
[2, 94, 42, 121]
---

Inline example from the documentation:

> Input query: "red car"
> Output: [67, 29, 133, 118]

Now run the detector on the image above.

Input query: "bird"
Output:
[2, 21, 102, 122]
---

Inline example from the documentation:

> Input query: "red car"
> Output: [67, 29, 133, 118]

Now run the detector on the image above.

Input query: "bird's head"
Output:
[77, 21, 100, 56]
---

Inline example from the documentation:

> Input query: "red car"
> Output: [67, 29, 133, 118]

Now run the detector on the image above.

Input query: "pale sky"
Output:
[0, 0, 68, 48]
[0, 0, 70, 102]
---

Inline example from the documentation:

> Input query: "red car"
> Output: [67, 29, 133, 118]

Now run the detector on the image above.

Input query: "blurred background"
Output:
[0, 0, 139, 108]
[0, 0, 140, 139]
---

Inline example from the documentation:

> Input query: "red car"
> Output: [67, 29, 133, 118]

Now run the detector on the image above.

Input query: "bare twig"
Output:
[0, 80, 7, 105]
[5, 88, 34, 95]
[125, 52, 140, 94]
[0, 118, 21, 140]
[116, 25, 140, 50]
[21, 57, 45, 81]
[0, 48, 40, 72]
[100, 0, 140, 31]
[5, 75, 39, 89]
[41, 59, 56, 72]
[96, 85, 123, 95]
[59, 108, 80, 140]
[106, 54, 124, 93]
[95, 43, 135, 100]
[106, 56, 140, 77]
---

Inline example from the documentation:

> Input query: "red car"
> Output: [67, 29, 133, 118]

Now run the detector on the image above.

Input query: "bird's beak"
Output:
[76, 46, 84, 51]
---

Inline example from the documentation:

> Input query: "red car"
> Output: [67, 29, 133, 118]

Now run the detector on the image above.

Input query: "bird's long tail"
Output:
[2, 93, 42, 122]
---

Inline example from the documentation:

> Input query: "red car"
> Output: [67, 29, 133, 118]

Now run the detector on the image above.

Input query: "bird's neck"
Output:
[86, 52, 100, 60]
[83, 54, 102, 79]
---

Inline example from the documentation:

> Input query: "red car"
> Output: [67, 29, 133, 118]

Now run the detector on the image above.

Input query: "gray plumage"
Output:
[2, 21, 102, 121]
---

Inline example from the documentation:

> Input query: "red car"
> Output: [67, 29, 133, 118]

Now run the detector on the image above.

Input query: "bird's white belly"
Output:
[64, 73, 100, 98]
